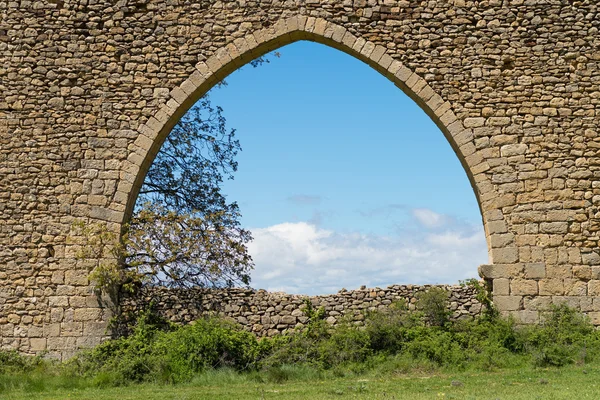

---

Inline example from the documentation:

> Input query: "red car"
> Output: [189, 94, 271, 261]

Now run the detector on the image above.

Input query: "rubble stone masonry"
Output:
[120, 285, 483, 336]
[1, 0, 599, 358]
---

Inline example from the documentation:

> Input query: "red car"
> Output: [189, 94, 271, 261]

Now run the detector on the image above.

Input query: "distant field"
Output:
[4, 363, 600, 400]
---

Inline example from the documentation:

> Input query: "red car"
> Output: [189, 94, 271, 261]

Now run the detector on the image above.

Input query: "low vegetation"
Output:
[2, 287, 600, 398]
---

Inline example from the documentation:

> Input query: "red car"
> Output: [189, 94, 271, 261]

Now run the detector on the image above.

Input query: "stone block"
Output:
[43, 323, 61, 337]
[493, 296, 522, 311]
[65, 270, 88, 286]
[524, 296, 552, 311]
[29, 338, 47, 352]
[347, 30, 364, 52]
[47, 337, 77, 351]
[487, 117, 511, 126]
[56, 285, 76, 296]
[60, 322, 83, 336]
[85, 296, 101, 308]
[50, 308, 64, 323]
[539, 279, 565, 295]
[580, 297, 594, 312]
[341, 31, 357, 50]
[564, 279, 587, 296]
[73, 308, 102, 322]
[27, 325, 44, 338]
[76, 336, 104, 350]
[46, 338, 67, 351]
[492, 278, 509, 296]
[51, 271, 64, 284]
[493, 248, 519, 264]
[551, 296, 580, 309]
[540, 222, 568, 234]
[546, 265, 573, 279]
[588, 280, 600, 296]
[490, 233, 514, 248]
[280, 315, 296, 325]
[463, 117, 485, 128]
[500, 144, 528, 157]
[510, 279, 538, 296]
[574, 265, 593, 280]
[330, 25, 346, 43]
[524, 263, 546, 279]
[378, 53, 394, 70]
[83, 321, 108, 337]
[592, 297, 600, 311]
[487, 220, 508, 234]
[582, 251, 600, 266]
[48, 296, 69, 307]
[479, 263, 523, 279]
[69, 296, 87, 308]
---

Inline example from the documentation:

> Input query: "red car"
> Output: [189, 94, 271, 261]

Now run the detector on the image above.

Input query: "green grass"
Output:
[2, 363, 600, 399]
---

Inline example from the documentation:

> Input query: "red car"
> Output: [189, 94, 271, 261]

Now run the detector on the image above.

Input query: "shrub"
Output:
[67, 308, 169, 384]
[416, 287, 451, 327]
[317, 322, 372, 368]
[69, 310, 264, 384]
[363, 301, 421, 354]
[524, 303, 600, 367]
[153, 317, 263, 381]
[0, 350, 45, 374]
[401, 327, 466, 368]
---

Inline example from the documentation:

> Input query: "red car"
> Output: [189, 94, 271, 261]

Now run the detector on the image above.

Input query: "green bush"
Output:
[0, 350, 45, 374]
[69, 310, 265, 384]
[523, 303, 600, 367]
[152, 317, 263, 381]
[317, 322, 372, 368]
[406, 329, 467, 367]
[67, 309, 168, 384]
[363, 301, 421, 354]
[415, 287, 451, 327]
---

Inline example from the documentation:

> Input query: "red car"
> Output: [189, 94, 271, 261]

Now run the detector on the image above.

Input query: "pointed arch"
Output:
[115, 16, 511, 266]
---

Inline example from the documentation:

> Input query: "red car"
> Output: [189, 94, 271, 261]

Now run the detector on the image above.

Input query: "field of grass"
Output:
[3, 363, 600, 400]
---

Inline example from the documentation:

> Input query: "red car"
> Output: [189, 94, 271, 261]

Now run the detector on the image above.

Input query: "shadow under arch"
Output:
[119, 16, 508, 266]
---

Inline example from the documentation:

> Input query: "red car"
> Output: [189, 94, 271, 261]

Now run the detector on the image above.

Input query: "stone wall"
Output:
[2, 0, 600, 358]
[120, 284, 483, 336]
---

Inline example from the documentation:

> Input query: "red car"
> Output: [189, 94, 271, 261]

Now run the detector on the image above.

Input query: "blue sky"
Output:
[199, 40, 488, 294]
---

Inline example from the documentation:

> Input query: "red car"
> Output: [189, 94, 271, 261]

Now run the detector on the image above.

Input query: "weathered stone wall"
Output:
[2, 0, 600, 358]
[120, 284, 483, 336]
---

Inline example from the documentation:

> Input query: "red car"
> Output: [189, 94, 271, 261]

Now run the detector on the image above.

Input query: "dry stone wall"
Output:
[120, 285, 483, 336]
[2, 0, 600, 358]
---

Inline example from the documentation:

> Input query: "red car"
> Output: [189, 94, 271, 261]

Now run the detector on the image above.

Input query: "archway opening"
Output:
[123, 22, 497, 295]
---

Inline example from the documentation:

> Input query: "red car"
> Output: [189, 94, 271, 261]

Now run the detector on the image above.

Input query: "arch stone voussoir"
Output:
[4, 2, 599, 358]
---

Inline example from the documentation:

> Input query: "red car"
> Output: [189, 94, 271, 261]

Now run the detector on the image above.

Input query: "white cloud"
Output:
[247, 213, 488, 295]
[412, 208, 445, 228]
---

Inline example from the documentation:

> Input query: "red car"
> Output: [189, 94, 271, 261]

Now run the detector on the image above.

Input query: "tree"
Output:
[79, 58, 275, 292]
[124, 96, 254, 289]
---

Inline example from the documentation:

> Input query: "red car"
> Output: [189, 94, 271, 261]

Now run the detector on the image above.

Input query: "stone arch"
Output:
[117, 16, 509, 266]
[10, 1, 600, 359]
